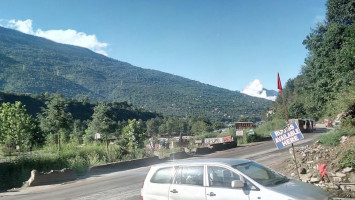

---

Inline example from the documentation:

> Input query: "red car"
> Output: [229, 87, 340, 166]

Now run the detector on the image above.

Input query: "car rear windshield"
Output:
[150, 167, 175, 184]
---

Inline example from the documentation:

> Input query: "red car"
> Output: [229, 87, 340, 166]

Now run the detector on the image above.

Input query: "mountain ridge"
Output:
[0, 26, 271, 121]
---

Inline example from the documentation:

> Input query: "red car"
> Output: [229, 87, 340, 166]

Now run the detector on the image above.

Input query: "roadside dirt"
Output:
[272, 135, 355, 198]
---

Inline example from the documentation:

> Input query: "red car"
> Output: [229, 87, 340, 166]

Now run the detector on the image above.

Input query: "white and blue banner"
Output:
[270, 122, 304, 149]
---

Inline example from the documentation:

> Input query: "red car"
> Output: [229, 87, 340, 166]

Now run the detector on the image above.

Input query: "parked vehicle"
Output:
[333, 120, 340, 127]
[141, 158, 332, 200]
[324, 119, 333, 127]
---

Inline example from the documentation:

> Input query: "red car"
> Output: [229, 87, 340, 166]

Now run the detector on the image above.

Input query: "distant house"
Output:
[235, 122, 254, 130]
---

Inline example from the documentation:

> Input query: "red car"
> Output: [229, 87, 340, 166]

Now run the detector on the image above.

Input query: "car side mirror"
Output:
[231, 180, 245, 188]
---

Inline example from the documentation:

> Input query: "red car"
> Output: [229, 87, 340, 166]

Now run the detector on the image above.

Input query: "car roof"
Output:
[151, 158, 251, 168]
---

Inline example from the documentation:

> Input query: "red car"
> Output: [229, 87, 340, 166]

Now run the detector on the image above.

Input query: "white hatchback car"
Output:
[141, 158, 332, 200]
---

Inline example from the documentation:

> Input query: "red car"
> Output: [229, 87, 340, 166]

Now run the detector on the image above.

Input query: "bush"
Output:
[318, 128, 355, 146]
[194, 132, 219, 140]
[87, 152, 103, 166]
[339, 147, 355, 169]
[67, 155, 88, 175]
[122, 148, 150, 160]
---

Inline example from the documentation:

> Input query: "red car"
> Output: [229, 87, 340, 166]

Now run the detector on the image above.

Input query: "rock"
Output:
[310, 177, 320, 183]
[349, 173, 355, 183]
[332, 177, 342, 182]
[326, 183, 339, 189]
[340, 185, 346, 191]
[300, 174, 310, 182]
[336, 172, 346, 178]
[340, 136, 348, 143]
[299, 168, 307, 174]
[342, 167, 353, 173]
[27, 170, 38, 186]
[307, 161, 314, 164]
[291, 173, 295, 177]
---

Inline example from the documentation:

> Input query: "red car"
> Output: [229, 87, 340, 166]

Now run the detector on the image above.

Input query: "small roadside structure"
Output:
[289, 119, 316, 133]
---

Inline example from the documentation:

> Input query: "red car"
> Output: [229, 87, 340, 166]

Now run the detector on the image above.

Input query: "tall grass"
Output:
[254, 119, 287, 138]
[318, 128, 355, 146]
[194, 132, 219, 140]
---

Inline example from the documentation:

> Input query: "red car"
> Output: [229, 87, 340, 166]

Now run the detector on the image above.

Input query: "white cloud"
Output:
[241, 79, 277, 101]
[36, 29, 108, 56]
[5, 19, 108, 56]
[7, 19, 34, 34]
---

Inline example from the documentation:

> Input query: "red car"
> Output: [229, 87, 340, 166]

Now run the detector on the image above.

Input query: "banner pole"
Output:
[279, 74, 301, 180]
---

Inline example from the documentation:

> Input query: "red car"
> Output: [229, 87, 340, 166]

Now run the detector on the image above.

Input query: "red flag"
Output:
[277, 73, 282, 93]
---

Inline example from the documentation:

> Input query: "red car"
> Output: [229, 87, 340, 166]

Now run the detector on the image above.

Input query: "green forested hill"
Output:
[0, 26, 270, 121]
[0, 91, 159, 122]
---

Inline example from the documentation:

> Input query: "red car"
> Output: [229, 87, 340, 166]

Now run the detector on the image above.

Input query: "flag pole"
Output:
[278, 73, 301, 180]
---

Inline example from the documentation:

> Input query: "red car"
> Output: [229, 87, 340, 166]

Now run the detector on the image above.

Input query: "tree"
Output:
[272, 0, 355, 121]
[71, 119, 85, 144]
[146, 117, 162, 137]
[122, 119, 146, 150]
[166, 118, 178, 137]
[191, 120, 208, 135]
[38, 93, 72, 154]
[327, 0, 355, 25]
[0, 102, 39, 153]
[86, 102, 115, 154]
[288, 100, 307, 119]
[177, 119, 189, 143]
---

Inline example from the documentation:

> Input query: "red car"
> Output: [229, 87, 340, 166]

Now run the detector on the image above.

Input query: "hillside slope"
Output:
[0, 91, 159, 122]
[0, 26, 271, 120]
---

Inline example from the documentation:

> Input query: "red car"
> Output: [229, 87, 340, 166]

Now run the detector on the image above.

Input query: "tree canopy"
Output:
[270, 0, 355, 121]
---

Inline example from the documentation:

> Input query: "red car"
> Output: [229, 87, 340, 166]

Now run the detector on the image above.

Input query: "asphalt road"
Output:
[0, 127, 329, 200]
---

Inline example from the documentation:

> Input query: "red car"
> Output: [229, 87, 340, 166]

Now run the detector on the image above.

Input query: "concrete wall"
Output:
[27, 168, 76, 187]
[26, 143, 238, 187]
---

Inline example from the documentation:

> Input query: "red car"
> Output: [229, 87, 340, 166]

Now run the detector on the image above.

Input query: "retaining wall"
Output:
[24, 143, 238, 188]
[27, 168, 76, 187]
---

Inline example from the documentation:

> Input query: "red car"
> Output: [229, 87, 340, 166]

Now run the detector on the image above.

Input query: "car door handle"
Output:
[170, 189, 178, 193]
[207, 192, 216, 196]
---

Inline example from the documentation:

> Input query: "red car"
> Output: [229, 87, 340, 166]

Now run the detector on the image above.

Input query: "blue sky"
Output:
[0, 0, 326, 97]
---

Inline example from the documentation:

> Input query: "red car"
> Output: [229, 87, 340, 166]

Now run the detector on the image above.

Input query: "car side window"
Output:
[208, 166, 240, 188]
[150, 167, 175, 184]
[174, 166, 204, 186]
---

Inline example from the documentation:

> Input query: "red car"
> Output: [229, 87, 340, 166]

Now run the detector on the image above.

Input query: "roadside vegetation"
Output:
[265, 0, 355, 173]
[318, 128, 355, 146]
[254, 119, 287, 138]
[0, 93, 238, 191]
